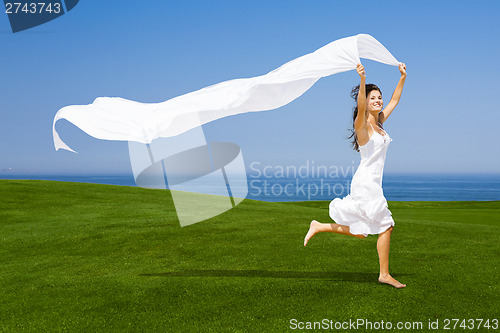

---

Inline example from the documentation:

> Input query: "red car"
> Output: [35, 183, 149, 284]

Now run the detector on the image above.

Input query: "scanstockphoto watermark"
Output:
[290, 318, 425, 330]
[289, 318, 499, 330]
[248, 161, 356, 200]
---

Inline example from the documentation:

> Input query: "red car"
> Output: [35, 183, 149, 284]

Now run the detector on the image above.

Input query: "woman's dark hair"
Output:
[348, 83, 383, 152]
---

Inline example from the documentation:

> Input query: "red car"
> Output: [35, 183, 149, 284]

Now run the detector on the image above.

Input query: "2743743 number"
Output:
[443, 318, 498, 330]
[5, 2, 61, 14]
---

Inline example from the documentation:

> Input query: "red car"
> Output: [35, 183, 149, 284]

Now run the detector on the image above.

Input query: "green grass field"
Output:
[1, 180, 499, 332]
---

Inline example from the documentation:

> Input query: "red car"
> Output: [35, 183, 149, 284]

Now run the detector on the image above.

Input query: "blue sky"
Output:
[0, 0, 499, 175]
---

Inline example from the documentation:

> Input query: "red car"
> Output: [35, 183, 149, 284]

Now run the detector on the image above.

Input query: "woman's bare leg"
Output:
[377, 226, 406, 288]
[304, 220, 365, 246]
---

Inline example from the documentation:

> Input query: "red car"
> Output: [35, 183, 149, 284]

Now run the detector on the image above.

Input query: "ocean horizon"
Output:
[1, 172, 500, 202]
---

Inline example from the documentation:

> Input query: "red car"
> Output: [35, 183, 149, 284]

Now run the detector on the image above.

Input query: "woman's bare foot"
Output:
[304, 220, 320, 246]
[378, 274, 406, 288]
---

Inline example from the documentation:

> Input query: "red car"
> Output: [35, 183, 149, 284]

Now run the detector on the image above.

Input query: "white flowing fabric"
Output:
[53, 34, 399, 153]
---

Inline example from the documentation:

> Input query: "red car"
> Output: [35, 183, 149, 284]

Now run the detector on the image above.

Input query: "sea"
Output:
[1, 173, 500, 202]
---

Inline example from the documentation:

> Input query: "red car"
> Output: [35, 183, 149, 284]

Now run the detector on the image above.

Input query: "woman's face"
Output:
[366, 90, 383, 112]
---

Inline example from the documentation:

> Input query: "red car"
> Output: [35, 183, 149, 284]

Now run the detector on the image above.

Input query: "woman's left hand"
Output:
[399, 62, 407, 77]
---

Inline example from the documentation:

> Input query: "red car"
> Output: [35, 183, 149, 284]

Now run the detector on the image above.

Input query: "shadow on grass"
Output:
[139, 270, 412, 283]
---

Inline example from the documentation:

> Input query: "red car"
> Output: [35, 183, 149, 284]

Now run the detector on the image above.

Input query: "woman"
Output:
[304, 62, 407, 289]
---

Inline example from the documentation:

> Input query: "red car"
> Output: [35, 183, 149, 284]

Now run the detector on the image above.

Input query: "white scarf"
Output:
[53, 34, 399, 153]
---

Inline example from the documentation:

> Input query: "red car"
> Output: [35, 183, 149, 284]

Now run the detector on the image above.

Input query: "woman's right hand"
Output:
[356, 63, 366, 78]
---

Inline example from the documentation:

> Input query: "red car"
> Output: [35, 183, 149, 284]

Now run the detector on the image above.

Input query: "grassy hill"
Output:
[1, 180, 499, 332]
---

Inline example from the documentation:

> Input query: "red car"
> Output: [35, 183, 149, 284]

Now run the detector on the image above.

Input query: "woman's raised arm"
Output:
[380, 63, 407, 124]
[354, 63, 367, 129]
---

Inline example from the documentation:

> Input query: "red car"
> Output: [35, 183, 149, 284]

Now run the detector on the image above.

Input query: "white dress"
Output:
[329, 123, 395, 237]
